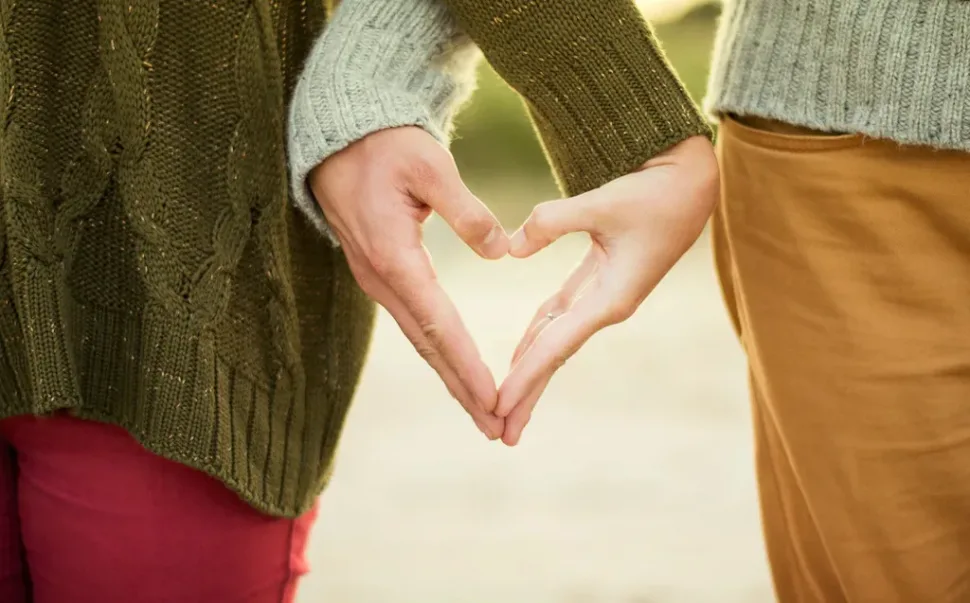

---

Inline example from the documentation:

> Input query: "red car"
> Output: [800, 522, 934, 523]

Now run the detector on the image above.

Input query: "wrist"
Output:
[287, 0, 481, 241]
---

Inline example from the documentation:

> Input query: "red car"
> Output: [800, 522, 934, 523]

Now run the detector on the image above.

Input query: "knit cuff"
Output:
[440, 0, 713, 197]
[287, 0, 481, 243]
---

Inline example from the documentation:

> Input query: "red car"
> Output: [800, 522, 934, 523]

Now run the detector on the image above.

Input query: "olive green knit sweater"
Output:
[0, 0, 707, 517]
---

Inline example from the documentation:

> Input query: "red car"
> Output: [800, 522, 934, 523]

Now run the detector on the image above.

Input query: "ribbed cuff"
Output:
[441, 0, 713, 196]
[287, 0, 481, 243]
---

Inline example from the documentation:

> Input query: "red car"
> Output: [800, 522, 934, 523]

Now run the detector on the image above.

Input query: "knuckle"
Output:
[551, 352, 569, 371]
[402, 326, 439, 363]
[408, 153, 444, 192]
[415, 342, 438, 362]
[367, 244, 403, 280]
[354, 275, 380, 299]
[603, 299, 636, 324]
[367, 254, 393, 279]
[454, 209, 494, 243]
[418, 320, 445, 350]
[549, 291, 573, 312]
[412, 340, 439, 364]
[527, 203, 553, 236]
[346, 260, 381, 296]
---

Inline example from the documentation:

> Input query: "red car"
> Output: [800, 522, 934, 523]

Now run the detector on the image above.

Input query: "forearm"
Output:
[438, 0, 712, 196]
[287, 0, 481, 240]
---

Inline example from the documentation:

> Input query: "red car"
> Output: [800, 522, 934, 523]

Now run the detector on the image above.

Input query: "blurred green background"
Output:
[450, 1, 720, 224]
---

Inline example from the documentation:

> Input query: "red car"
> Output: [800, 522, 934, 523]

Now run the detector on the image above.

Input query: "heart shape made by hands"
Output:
[309, 127, 718, 446]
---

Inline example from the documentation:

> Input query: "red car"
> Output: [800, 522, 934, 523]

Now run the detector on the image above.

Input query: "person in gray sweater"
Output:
[706, 1, 970, 601]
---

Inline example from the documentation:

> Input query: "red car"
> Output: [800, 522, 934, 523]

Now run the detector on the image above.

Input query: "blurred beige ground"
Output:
[297, 214, 774, 602]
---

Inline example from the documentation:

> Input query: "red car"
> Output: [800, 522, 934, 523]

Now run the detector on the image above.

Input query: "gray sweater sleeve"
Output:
[287, 0, 481, 242]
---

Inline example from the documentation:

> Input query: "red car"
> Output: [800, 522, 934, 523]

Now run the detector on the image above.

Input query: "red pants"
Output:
[0, 414, 317, 602]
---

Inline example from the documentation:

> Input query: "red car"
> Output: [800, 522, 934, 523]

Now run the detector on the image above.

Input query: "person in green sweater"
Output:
[0, 0, 716, 600]
[705, 1, 970, 601]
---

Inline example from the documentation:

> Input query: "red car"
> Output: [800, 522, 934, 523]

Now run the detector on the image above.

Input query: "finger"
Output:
[387, 287, 504, 440]
[408, 151, 508, 259]
[510, 312, 555, 372]
[344, 245, 503, 439]
[372, 271, 505, 439]
[509, 250, 598, 369]
[501, 381, 544, 446]
[509, 259, 597, 369]
[379, 248, 501, 414]
[498, 283, 633, 421]
[509, 193, 601, 258]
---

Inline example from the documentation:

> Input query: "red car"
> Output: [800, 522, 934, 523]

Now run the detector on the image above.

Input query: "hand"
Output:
[497, 136, 719, 445]
[309, 126, 510, 440]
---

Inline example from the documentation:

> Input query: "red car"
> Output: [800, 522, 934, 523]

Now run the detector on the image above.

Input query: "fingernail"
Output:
[494, 391, 512, 418]
[509, 229, 529, 257]
[483, 224, 500, 245]
[474, 420, 494, 440]
[483, 423, 502, 441]
[481, 225, 508, 258]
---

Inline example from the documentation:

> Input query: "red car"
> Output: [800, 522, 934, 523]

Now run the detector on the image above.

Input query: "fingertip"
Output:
[478, 391, 499, 415]
[494, 390, 515, 418]
[508, 229, 535, 259]
[475, 417, 502, 441]
[472, 372, 499, 414]
[503, 415, 527, 446]
[479, 224, 510, 260]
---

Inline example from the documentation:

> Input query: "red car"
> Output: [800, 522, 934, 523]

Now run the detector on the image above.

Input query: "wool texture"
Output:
[0, 0, 707, 517]
[707, 0, 970, 149]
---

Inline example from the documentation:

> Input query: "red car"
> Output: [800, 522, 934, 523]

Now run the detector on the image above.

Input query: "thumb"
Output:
[409, 153, 509, 260]
[510, 194, 598, 258]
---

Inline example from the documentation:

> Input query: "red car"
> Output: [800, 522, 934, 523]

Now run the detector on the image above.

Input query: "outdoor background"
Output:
[301, 2, 775, 601]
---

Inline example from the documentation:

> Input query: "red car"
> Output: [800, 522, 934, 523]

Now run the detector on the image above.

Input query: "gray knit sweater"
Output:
[288, 0, 478, 240]
[706, 0, 970, 150]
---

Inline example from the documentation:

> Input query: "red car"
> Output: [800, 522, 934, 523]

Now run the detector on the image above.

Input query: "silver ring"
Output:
[545, 312, 559, 322]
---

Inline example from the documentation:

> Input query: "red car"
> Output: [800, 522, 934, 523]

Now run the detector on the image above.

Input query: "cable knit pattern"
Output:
[288, 0, 481, 243]
[0, 0, 11, 280]
[0, 0, 707, 517]
[0, 0, 9, 278]
[0, 0, 20, 413]
[706, 0, 970, 150]
[0, 0, 365, 517]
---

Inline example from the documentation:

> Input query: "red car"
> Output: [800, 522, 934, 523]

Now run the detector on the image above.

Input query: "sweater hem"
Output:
[0, 261, 349, 519]
[0, 402, 324, 518]
[74, 408, 327, 518]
